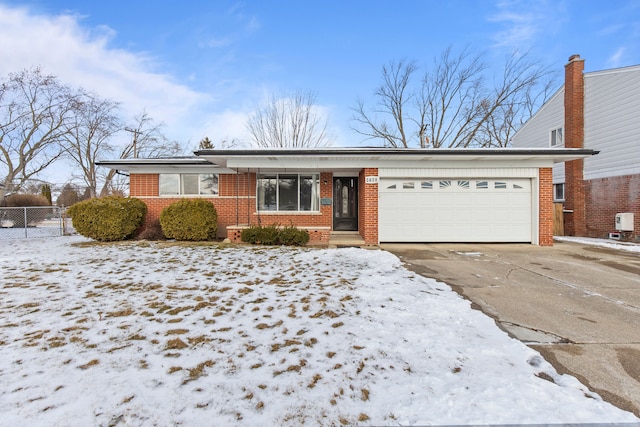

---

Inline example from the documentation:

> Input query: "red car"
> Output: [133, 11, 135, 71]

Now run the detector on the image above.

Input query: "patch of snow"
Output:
[0, 237, 637, 426]
[555, 236, 640, 253]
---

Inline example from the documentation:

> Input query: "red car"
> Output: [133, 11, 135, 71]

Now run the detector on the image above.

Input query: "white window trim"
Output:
[257, 172, 320, 212]
[159, 173, 219, 197]
[549, 126, 564, 147]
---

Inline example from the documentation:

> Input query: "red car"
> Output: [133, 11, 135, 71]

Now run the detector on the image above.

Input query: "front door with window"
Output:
[333, 177, 358, 231]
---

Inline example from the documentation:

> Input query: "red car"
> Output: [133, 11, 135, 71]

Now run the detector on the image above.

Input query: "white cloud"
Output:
[606, 47, 626, 68]
[0, 4, 209, 144]
[488, 0, 566, 49]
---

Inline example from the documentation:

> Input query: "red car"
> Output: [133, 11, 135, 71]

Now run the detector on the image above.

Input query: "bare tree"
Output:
[0, 68, 76, 200]
[99, 111, 182, 196]
[353, 47, 556, 148]
[61, 91, 122, 198]
[247, 91, 332, 148]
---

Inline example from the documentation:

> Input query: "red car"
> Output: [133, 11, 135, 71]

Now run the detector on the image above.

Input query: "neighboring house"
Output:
[512, 54, 640, 242]
[97, 147, 593, 246]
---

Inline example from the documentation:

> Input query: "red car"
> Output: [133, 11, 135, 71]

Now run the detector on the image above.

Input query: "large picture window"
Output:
[159, 173, 218, 196]
[257, 173, 319, 212]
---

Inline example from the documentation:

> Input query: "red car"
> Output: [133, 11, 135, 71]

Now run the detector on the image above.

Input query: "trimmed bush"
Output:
[278, 224, 310, 246]
[240, 223, 309, 246]
[67, 196, 147, 241]
[240, 225, 261, 245]
[160, 199, 218, 241]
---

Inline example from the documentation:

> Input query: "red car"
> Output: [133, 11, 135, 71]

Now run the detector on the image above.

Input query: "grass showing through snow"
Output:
[0, 237, 636, 426]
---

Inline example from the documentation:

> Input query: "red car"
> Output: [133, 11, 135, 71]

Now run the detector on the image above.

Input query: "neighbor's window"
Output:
[257, 173, 319, 212]
[159, 173, 218, 196]
[550, 127, 563, 146]
[554, 183, 565, 201]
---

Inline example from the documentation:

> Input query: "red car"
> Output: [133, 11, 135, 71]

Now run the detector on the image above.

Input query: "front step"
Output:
[328, 231, 366, 248]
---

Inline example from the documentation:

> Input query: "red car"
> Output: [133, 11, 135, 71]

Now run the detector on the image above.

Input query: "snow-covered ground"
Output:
[555, 235, 640, 253]
[0, 237, 637, 426]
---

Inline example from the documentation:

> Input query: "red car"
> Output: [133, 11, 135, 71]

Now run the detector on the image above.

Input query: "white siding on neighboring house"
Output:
[511, 87, 565, 184]
[583, 66, 640, 180]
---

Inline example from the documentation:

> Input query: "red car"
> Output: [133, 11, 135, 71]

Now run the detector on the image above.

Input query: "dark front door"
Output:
[333, 177, 358, 231]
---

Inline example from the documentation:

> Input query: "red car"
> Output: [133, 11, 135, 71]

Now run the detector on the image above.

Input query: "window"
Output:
[457, 180, 470, 189]
[439, 180, 451, 189]
[159, 174, 218, 196]
[550, 127, 563, 146]
[420, 181, 433, 189]
[476, 181, 488, 189]
[257, 173, 319, 212]
[554, 183, 565, 201]
[494, 181, 507, 189]
[402, 182, 415, 189]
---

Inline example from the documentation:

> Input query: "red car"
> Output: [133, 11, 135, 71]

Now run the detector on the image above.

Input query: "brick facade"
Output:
[358, 168, 379, 245]
[563, 54, 587, 237]
[538, 168, 554, 246]
[131, 172, 334, 244]
[130, 166, 556, 246]
[585, 174, 640, 241]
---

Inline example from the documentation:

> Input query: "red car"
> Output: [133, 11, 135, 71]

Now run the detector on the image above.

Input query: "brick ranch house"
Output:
[97, 148, 595, 246]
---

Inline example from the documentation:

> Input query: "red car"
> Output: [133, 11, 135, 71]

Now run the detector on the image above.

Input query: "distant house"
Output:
[97, 147, 594, 246]
[512, 55, 640, 242]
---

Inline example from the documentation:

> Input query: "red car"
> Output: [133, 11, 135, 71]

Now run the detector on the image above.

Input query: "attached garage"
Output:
[379, 170, 536, 243]
[102, 147, 598, 247]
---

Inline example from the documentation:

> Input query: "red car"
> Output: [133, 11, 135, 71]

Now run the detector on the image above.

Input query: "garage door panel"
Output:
[379, 178, 532, 242]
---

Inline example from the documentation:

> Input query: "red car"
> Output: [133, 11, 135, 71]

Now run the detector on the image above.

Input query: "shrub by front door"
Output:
[333, 177, 358, 231]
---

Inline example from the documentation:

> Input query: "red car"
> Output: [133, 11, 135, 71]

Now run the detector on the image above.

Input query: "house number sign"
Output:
[365, 176, 379, 184]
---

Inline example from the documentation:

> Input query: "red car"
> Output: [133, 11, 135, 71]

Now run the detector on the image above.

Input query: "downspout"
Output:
[235, 170, 239, 226]
[256, 168, 261, 226]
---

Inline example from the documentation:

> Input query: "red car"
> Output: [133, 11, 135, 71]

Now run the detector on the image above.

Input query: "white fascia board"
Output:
[125, 165, 237, 174]
[224, 157, 560, 170]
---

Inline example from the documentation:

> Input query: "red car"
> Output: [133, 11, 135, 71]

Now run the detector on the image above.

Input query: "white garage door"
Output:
[379, 178, 533, 242]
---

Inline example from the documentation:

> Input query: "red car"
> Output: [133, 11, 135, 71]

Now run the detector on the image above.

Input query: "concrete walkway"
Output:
[382, 241, 640, 417]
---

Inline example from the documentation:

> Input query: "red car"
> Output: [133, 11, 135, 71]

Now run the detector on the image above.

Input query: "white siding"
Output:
[583, 67, 640, 180]
[512, 88, 564, 148]
[512, 89, 565, 184]
[512, 64, 640, 183]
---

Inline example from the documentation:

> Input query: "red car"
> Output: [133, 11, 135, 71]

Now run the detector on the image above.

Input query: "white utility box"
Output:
[615, 213, 634, 231]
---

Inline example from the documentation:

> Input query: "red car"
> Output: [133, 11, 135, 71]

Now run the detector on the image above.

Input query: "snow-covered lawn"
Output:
[0, 237, 636, 426]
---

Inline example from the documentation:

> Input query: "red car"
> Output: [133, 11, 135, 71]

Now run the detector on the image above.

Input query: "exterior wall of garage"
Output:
[538, 168, 554, 246]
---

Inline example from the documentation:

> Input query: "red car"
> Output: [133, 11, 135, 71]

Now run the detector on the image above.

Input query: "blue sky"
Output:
[1, 0, 639, 156]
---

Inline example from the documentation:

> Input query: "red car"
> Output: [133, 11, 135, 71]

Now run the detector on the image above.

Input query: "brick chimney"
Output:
[563, 54, 586, 236]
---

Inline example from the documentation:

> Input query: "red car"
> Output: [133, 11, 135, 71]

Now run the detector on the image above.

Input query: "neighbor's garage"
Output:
[378, 175, 534, 243]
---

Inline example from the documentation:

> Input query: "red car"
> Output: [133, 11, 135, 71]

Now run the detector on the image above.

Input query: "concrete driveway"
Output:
[382, 241, 640, 417]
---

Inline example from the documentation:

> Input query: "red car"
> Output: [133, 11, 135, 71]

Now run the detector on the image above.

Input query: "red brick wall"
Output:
[584, 174, 640, 241]
[358, 168, 378, 245]
[130, 174, 159, 197]
[131, 172, 333, 243]
[538, 168, 554, 246]
[564, 54, 587, 236]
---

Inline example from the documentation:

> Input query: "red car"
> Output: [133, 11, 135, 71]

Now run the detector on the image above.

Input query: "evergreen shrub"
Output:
[67, 196, 147, 241]
[240, 223, 309, 246]
[160, 199, 218, 241]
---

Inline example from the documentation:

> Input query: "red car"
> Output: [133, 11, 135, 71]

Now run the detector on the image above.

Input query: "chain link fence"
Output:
[0, 206, 74, 239]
